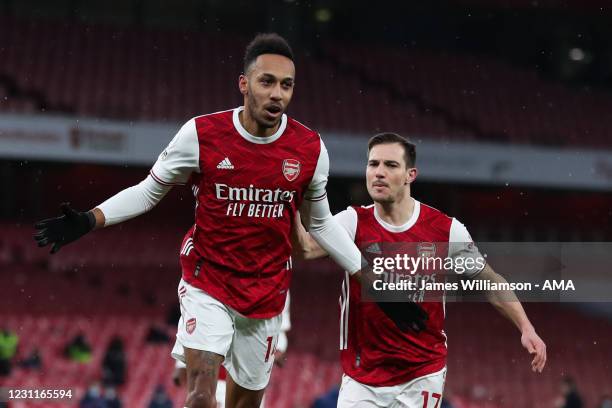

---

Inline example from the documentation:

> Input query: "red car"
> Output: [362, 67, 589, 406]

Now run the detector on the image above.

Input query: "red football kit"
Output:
[151, 107, 328, 318]
[334, 201, 483, 386]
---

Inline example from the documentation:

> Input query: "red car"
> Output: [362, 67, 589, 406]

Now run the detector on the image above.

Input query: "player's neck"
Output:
[375, 193, 414, 226]
[239, 110, 280, 138]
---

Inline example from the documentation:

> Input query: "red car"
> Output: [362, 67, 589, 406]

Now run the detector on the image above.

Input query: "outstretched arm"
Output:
[449, 218, 546, 371]
[34, 119, 199, 253]
[34, 177, 171, 253]
[478, 264, 547, 372]
[94, 175, 171, 227]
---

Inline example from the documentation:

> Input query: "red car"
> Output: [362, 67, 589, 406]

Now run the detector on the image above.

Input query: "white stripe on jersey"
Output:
[442, 289, 446, 318]
[192, 184, 200, 196]
[181, 238, 194, 256]
[442, 290, 448, 348]
[339, 291, 345, 349]
[305, 192, 327, 202]
[339, 270, 350, 350]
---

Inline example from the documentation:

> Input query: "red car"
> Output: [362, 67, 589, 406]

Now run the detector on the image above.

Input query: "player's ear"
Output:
[406, 167, 418, 184]
[239, 74, 248, 96]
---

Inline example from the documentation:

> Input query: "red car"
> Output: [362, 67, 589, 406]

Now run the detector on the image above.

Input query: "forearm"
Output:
[483, 266, 534, 333]
[95, 175, 171, 227]
[303, 198, 362, 273]
[294, 233, 328, 261]
[490, 295, 534, 333]
[475, 264, 546, 372]
[291, 212, 328, 260]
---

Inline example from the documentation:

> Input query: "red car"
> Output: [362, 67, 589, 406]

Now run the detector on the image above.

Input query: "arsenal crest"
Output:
[282, 159, 301, 182]
[417, 242, 436, 258]
[186, 317, 196, 334]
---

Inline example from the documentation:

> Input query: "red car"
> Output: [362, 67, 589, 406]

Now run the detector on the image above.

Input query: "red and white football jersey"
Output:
[151, 107, 326, 318]
[335, 201, 483, 387]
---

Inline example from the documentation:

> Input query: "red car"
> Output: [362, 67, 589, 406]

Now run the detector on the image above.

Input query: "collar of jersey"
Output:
[233, 106, 287, 144]
[373, 199, 421, 233]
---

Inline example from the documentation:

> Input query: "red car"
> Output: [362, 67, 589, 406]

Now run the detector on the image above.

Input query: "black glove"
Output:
[376, 301, 429, 333]
[33, 203, 96, 254]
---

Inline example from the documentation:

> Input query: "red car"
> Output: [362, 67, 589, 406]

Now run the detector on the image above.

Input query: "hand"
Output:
[376, 301, 429, 333]
[521, 328, 546, 372]
[33, 203, 96, 254]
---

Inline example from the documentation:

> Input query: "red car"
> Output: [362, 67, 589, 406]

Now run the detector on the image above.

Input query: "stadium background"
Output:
[1, 0, 611, 407]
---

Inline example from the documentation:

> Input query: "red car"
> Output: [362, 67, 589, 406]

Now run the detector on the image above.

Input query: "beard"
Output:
[373, 196, 395, 204]
[369, 191, 395, 204]
[246, 92, 283, 129]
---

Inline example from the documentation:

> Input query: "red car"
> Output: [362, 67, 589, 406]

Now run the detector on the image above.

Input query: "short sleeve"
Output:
[304, 138, 329, 201]
[449, 218, 486, 278]
[150, 119, 200, 186]
[333, 207, 358, 241]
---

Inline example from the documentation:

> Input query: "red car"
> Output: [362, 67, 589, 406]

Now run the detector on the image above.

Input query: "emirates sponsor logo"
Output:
[215, 183, 296, 203]
[215, 183, 296, 218]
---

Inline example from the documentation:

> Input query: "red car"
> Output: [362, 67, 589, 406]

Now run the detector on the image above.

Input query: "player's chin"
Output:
[258, 114, 282, 128]
[371, 193, 393, 203]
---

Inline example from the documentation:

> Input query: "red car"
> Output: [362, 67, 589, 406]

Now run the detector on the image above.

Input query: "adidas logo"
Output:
[217, 157, 234, 170]
[365, 243, 382, 254]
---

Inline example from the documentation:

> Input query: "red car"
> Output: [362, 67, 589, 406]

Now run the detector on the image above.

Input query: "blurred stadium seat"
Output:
[1, 2, 612, 407]
[2, 16, 612, 147]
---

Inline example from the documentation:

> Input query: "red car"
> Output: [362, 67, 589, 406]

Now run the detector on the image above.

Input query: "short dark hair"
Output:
[243, 33, 294, 73]
[367, 132, 416, 167]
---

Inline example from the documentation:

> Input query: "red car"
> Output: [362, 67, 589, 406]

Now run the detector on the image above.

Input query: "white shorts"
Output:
[171, 279, 282, 391]
[337, 368, 447, 408]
